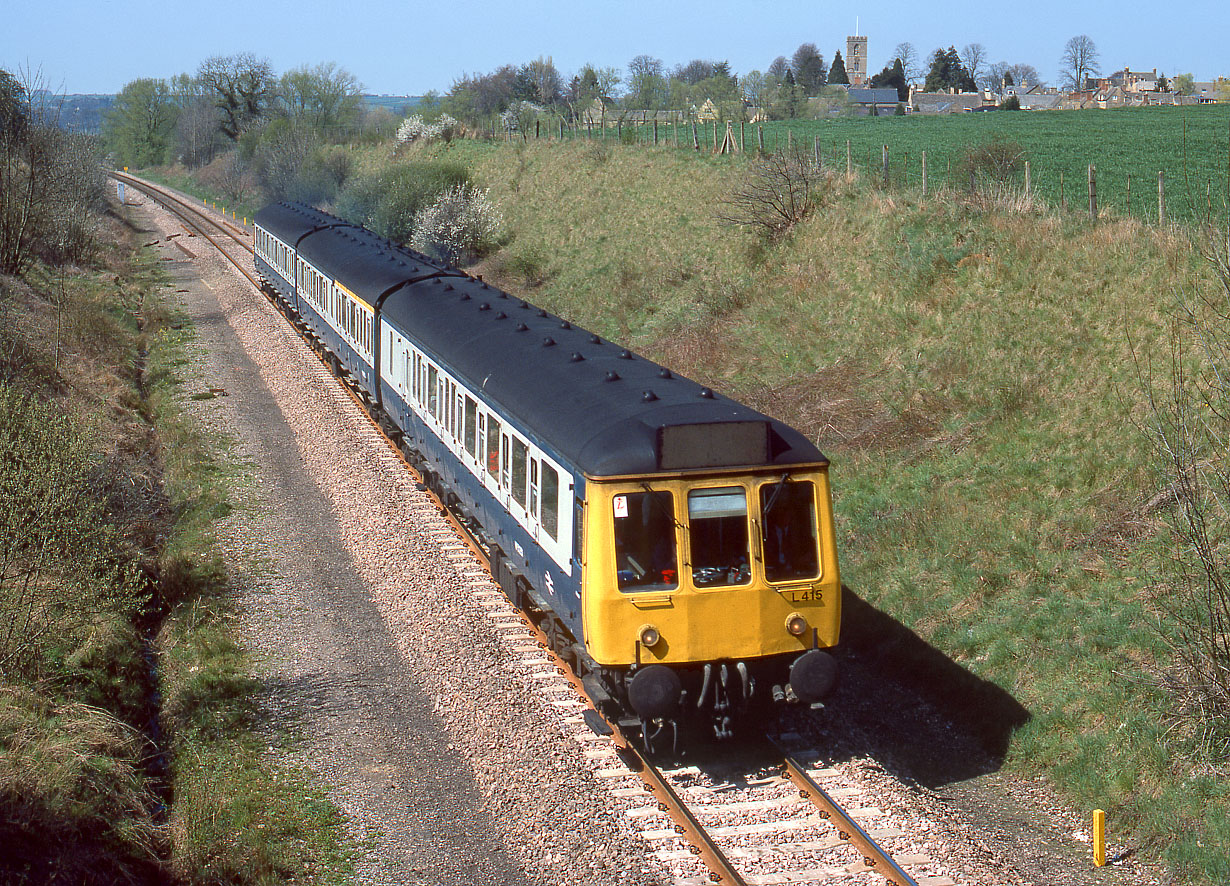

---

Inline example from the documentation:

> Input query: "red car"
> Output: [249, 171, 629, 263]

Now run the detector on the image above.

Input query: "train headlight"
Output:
[638, 624, 662, 649]
[785, 612, 809, 637]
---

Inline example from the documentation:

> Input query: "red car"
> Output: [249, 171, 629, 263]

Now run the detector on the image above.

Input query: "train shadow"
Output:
[661, 586, 1030, 790]
[803, 585, 1030, 788]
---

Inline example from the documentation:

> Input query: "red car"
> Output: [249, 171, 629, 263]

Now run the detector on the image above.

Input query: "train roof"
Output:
[256, 203, 828, 478]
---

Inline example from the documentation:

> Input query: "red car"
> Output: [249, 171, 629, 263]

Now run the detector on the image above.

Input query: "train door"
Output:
[500, 432, 514, 513]
[526, 458, 541, 541]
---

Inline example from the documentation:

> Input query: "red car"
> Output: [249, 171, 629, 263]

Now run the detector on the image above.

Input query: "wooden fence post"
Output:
[1126, 173, 1131, 216]
[693, 121, 700, 151]
[1158, 170, 1166, 224]
[1024, 160, 1031, 197]
[846, 139, 852, 176]
[654, 120, 658, 145]
[740, 122, 745, 153]
[1088, 164, 1097, 219]
[922, 150, 928, 197]
[758, 125, 765, 154]
[814, 135, 821, 167]
[882, 145, 889, 186]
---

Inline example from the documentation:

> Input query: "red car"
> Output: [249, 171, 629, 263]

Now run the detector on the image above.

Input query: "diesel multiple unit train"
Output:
[253, 201, 841, 746]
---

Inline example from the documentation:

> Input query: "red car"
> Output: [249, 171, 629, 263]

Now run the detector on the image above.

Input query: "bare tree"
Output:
[961, 43, 988, 88]
[277, 62, 364, 132]
[893, 42, 922, 83]
[197, 53, 275, 140]
[0, 67, 103, 275]
[1060, 35, 1100, 91]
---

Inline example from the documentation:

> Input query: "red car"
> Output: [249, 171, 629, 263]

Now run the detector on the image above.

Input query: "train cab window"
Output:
[541, 464, 559, 540]
[486, 417, 501, 479]
[760, 480, 821, 582]
[511, 438, 528, 508]
[687, 486, 751, 587]
[464, 397, 477, 456]
[613, 491, 678, 591]
[426, 365, 439, 420]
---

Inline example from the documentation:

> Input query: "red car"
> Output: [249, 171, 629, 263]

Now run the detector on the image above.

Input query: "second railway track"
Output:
[115, 172, 969, 886]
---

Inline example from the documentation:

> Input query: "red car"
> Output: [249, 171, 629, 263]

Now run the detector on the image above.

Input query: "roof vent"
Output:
[570, 352, 585, 362]
[516, 322, 529, 331]
[460, 293, 471, 301]
[642, 390, 659, 402]
[432, 278, 441, 285]
[619, 349, 633, 360]
[543, 337, 556, 347]
[479, 303, 491, 311]
[658, 368, 673, 379]
[605, 370, 621, 382]
[699, 388, 715, 399]
[537, 309, 548, 318]
[443, 284, 454, 292]
[590, 334, 602, 344]
[499, 291, 509, 299]
[560, 321, 571, 330]
[496, 311, 507, 320]
[519, 300, 530, 309]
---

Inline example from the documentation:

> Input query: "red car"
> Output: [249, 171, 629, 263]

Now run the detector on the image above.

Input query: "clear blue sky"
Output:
[4, 0, 1225, 96]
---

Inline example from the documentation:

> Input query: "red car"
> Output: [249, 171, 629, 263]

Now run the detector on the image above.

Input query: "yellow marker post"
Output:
[1093, 809, 1106, 866]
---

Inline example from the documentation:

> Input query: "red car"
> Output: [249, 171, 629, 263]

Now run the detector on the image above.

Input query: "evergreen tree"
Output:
[829, 51, 849, 85]
[870, 58, 909, 102]
[923, 46, 976, 92]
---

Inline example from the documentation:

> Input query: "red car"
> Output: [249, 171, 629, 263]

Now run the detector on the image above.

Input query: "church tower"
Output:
[846, 35, 868, 86]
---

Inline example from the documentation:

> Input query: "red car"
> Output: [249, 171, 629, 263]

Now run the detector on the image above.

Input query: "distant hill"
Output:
[363, 94, 423, 115]
[30, 93, 420, 134]
[32, 93, 115, 133]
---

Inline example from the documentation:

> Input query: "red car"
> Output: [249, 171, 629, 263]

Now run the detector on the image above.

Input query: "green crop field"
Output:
[764, 104, 1230, 222]
[553, 104, 1230, 224]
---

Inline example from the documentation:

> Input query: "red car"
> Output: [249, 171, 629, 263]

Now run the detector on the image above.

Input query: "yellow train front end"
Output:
[581, 462, 840, 742]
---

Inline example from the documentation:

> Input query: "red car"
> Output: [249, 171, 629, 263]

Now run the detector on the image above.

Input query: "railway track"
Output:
[114, 172, 964, 886]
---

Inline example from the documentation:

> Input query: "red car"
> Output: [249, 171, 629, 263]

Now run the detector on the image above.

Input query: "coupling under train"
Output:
[252, 201, 841, 747]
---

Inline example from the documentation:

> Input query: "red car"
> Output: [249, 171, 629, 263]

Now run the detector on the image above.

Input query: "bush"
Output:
[409, 183, 503, 265]
[716, 144, 833, 240]
[395, 112, 459, 145]
[288, 145, 353, 205]
[335, 160, 469, 244]
[958, 136, 1026, 190]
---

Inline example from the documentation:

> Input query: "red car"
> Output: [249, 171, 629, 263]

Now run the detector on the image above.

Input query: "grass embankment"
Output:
[0, 206, 348, 881]
[422, 137, 1221, 881]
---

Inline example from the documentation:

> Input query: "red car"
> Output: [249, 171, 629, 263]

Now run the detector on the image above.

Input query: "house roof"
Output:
[847, 88, 900, 105]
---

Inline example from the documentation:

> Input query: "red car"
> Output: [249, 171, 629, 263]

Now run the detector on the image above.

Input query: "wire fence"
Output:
[483, 110, 1230, 228]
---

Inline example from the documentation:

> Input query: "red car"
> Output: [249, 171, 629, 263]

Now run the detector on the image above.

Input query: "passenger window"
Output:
[511, 439, 528, 508]
[486, 417, 501, 479]
[427, 365, 438, 419]
[688, 486, 751, 587]
[760, 480, 821, 582]
[464, 397, 477, 456]
[613, 491, 678, 591]
[541, 464, 559, 540]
